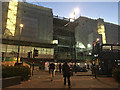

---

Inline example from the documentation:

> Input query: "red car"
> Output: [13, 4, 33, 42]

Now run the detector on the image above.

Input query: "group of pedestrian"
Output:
[49, 62, 71, 88]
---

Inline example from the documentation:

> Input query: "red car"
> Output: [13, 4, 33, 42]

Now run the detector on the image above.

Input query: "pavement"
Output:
[4, 70, 120, 89]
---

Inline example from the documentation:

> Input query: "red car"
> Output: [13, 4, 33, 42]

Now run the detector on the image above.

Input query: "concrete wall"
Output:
[2, 2, 9, 35]
[2, 2, 53, 44]
[19, 3, 53, 43]
[104, 23, 119, 44]
[75, 16, 98, 49]
[75, 16, 119, 52]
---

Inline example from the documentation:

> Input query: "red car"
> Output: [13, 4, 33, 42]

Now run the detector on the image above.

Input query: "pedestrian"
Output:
[74, 64, 77, 73]
[59, 63, 62, 73]
[56, 64, 59, 72]
[32, 62, 34, 76]
[87, 64, 90, 69]
[62, 62, 71, 88]
[49, 62, 55, 81]
[32, 62, 34, 70]
[48, 64, 50, 74]
[92, 63, 96, 78]
[20, 57, 23, 64]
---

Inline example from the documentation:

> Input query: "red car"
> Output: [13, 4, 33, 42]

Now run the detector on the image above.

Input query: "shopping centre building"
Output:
[2, 1, 120, 65]
[75, 16, 119, 58]
[2, 2, 56, 61]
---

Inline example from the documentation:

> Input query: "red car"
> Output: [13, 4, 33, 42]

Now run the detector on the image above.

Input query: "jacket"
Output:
[62, 63, 70, 77]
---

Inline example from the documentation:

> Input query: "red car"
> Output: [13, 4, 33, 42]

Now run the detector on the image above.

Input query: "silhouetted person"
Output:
[74, 64, 77, 73]
[62, 62, 71, 88]
[20, 57, 23, 64]
[87, 64, 90, 69]
[59, 63, 62, 73]
[92, 63, 96, 78]
[48, 65, 50, 74]
[32, 62, 34, 70]
[31, 62, 34, 76]
[49, 62, 55, 81]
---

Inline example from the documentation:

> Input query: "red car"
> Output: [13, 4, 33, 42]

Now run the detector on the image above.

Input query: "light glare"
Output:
[87, 44, 91, 48]
[69, 13, 74, 19]
[74, 8, 79, 14]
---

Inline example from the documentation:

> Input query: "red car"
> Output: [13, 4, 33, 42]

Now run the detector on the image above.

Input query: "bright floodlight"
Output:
[74, 8, 79, 14]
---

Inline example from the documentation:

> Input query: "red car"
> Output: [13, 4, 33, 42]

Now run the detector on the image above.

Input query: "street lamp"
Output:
[20, 24, 24, 28]
[16, 24, 24, 65]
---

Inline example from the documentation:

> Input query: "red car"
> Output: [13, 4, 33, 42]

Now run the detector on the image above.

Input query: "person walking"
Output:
[62, 62, 71, 88]
[48, 64, 50, 74]
[74, 64, 77, 74]
[59, 63, 62, 73]
[49, 62, 55, 81]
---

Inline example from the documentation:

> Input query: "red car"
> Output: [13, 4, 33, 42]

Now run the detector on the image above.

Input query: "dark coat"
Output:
[62, 63, 70, 77]
[50, 63, 55, 70]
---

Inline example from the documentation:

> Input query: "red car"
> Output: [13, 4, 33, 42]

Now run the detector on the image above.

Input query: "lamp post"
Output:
[16, 24, 24, 64]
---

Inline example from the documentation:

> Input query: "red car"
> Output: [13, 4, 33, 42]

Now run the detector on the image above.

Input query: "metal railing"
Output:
[53, 15, 70, 22]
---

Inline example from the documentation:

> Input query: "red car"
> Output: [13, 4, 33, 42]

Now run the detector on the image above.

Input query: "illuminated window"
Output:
[76, 42, 85, 48]
[113, 46, 120, 50]
[5, 0, 18, 36]
[53, 40, 58, 44]
[98, 24, 106, 44]
[102, 46, 111, 51]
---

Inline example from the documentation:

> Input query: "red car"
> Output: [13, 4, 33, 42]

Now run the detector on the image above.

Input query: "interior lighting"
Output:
[5, 0, 18, 36]
[53, 40, 58, 44]
[98, 24, 106, 44]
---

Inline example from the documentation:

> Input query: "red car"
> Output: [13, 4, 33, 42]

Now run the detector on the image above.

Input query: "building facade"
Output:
[2, 2, 55, 60]
[75, 16, 119, 59]
[53, 16, 76, 60]
[2, 1, 120, 63]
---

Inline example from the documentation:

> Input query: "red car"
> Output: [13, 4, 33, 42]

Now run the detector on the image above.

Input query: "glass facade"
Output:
[2, 44, 54, 59]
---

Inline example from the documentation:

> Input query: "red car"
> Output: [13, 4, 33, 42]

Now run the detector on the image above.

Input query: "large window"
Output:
[112, 46, 120, 51]
[2, 44, 54, 58]
[102, 46, 111, 51]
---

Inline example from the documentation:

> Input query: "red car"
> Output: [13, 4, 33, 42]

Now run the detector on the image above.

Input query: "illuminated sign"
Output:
[5, 0, 18, 36]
